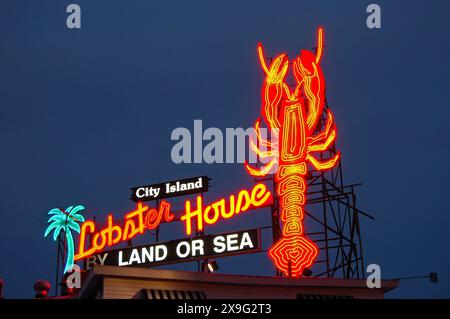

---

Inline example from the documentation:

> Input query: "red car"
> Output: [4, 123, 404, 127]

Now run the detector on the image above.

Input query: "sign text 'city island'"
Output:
[130, 176, 210, 202]
[44, 27, 340, 277]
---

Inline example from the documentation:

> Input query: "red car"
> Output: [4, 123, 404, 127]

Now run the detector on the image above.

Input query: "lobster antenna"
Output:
[257, 43, 270, 74]
[315, 27, 324, 64]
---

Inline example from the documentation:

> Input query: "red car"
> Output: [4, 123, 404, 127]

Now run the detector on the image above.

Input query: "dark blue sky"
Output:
[0, 1, 449, 298]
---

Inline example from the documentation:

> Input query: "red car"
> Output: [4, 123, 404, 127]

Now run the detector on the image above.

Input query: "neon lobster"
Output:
[245, 27, 340, 277]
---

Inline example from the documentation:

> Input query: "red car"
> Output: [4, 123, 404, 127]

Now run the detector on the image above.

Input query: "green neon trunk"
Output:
[64, 230, 74, 273]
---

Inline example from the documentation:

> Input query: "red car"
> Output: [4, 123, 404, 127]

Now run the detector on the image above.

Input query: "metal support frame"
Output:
[306, 99, 372, 279]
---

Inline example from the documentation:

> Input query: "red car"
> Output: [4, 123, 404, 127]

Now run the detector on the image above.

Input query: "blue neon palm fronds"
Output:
[44, 205, 85, 273]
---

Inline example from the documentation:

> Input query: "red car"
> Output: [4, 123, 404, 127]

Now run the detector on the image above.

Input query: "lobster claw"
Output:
[267, 54, 289, 84]
[293, 51, 317, 82]
[294, 46, 325, 133]
[257, 43, 289, 84]
[293, 26, 324, 82]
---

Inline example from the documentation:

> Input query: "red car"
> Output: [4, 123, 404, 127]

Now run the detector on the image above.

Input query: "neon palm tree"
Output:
[44, 205, 85, 273]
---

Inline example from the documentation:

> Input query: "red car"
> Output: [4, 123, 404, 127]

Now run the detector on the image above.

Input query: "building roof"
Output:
[78, 265, 399, 299]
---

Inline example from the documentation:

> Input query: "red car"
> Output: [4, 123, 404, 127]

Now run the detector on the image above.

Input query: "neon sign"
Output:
[74, 183, 271, 261]
[45, 28, 340, 278]
[245, 27, 340, 276]
[44, 205, 86, 273]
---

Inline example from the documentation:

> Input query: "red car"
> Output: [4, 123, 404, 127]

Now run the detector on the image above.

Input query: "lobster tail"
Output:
[268, 164, 319, 277]
[276, 164, 306, 236]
